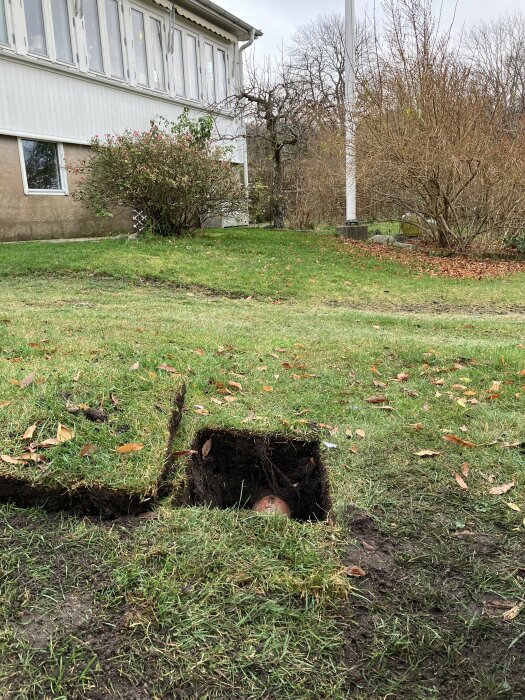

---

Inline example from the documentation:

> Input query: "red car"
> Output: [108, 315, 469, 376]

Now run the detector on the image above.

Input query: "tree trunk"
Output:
[272, 147, 285, 229]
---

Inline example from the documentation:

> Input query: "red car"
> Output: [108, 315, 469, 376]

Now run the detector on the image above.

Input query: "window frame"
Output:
[18, 138, 69, 196]
[128, 2, 167, 92]
[0, 0, 13, 48]
[103, 0, 126, 80]
[24, 0, 77, 66]
[183, 28, 200, 101]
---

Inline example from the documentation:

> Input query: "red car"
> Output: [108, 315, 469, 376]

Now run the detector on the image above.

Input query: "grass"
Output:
[1, 228, 525, 699]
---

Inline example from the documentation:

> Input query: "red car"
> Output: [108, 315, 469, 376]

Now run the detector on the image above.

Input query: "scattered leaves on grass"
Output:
[355, 429, 366, 439]
[414, 450, 441, 458]
[79, 443, 97, 457]
[0, 401, 10, 409]
[489, 482, 515, 496]
[116, 443, 144, 454]
[228, 380, 243, 390]
[202, 438, 212, 458]
[20, 372, 36, 388]
[442, 435, 478, 447]
[365, 395, 389, 404]
[57, 424, 75, 443]
[22, 424, 37, 440]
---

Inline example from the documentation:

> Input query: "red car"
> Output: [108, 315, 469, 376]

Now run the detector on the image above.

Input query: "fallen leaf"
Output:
[116, 443, 144, 453]
[414, 450, 441, 458]
[56, 424, 74, 443]
[489, 482, 515, 496]
[20, 372, 36, 389]
[370, 365, 381, 375]
[79, 443, 97, 457]
[344, 565, 367, 578]
[373, 380, 388, 388]
[503, 603, 523, 621]
[257, 366, 268, 371]
[130, 362, 140, 371]
[223, 396, 236, 404]
[22, 424, 37, 440]
[0, 454, 23, 464]
[355, 429, 366, 439]
[461, 462, 470, 478]
[394, 373, 409, 382]
[202, 438, 212, 458]
[410, 423, 424, 430]
[0, 401, 11, 409]
[262, 385, 273, 392]
[442, 435, 478, 448]
[490, 381, 502, 392]
[157, 364, 178, 373]
[38, 438, 60, 448]
[210, 397, 223, 405]
[194, 349, 206, 356]
[194, 407, 210, 415]
[507, 503, 521, 512]
[365, 395, 388, 404]
[172, 450, 198, 457]
[453, 473, 469, 490]
[228, 381, 243, 390]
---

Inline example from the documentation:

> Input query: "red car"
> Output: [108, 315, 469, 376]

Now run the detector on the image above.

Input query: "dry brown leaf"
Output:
[20, 372, 36, 389]
[157, 364, 178, 373]
[490, 381, 502, 392]
[453, 472, 469, 490]
[262, 385, 273, 392]
[194, 407, 210, 415]
[172, 449, 198, 457]
[461, 462, 470, 478]
[194, 349, 206, 356]
[129, 362, 140, 371]
[57, 424, 74, 443]
[344, 565, 367, 578]
[365, 395, 388, 404]
[116, 443, 144, 454]
[355, 429, 366, 439]
[202, 438, 212, 458]
[489, 482, 515, 496]
[39, 438, 60, 448]
[223, 396, 236, 404]
[373, 380, 388, 388]
[503, 603, 523, 621]
[210, 397, 223, 405]
[442, 435, 478, 448]
[22, 424, 37, 440]
[370, 365, 381, 375]
[228, 380, 243, 390]
[507, 502, 521, 512]
[1, 454, 23, 464]
[257, 366, 268, 371]
[0, 400, 11, 409]
[414, 450, 441, 458]
[79, 443, 97, 457]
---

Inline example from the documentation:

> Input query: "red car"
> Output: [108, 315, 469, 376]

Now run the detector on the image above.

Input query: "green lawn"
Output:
[1, 229, 524, 699]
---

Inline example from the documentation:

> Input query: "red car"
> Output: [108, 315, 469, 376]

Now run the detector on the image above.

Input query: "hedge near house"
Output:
[74, 111, 246, 237]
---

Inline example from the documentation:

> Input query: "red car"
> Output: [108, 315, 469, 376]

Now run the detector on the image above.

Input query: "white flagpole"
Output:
[345, 0, 357, 224]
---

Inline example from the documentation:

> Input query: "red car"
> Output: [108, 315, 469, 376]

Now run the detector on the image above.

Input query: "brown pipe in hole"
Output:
[252, 495, 291, 517]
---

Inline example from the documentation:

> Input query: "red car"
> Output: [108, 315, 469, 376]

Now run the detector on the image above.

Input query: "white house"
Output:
[0, 0, 261, 241]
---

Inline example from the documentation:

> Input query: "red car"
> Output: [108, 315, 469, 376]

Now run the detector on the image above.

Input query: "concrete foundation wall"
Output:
[0, 136, 132, 242]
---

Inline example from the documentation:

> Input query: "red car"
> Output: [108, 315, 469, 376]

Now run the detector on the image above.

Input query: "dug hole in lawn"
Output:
[183, 428, 331, 521]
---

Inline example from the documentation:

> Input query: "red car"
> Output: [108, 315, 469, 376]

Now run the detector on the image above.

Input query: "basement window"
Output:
[19, 139, 68, 195]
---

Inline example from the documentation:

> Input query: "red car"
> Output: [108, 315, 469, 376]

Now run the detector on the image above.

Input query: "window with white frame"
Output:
[0, 0, 9, 45]
[130, 6, 166, 91]
[203, 42, 214, 102]
[24, 0, 47, 55]
[104, 0, 124, 78]
[173, 27, 185, 96]
[23, 0, 74, 62]
[19, 139, 68, 194]
[216, 48, 228, 102]
[186, 32, 199, 100]
[84, 0, 104, 72]
[131, 8, 147, 85]
[149, 16, 164, 89]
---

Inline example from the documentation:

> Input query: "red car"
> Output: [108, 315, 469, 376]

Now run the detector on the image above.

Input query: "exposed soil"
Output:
[343, 506, 525, 699]
[184, 428, 330, 521]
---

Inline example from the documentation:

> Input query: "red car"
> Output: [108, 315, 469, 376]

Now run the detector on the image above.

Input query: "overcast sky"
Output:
[220, 0, 523, 57]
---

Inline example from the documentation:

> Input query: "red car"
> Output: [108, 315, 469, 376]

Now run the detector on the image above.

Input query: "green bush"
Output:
[504, 232, 525, 253]
[74, 111, 246, 237]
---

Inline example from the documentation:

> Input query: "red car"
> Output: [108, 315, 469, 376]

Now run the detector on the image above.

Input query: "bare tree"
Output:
[236, 56, 308, 228]
[356, 0, 525, 250]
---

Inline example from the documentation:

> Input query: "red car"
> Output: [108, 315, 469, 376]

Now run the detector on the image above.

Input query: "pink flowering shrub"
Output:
[74, 110, 245, 236]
